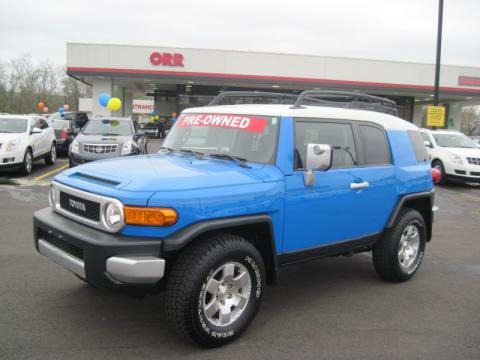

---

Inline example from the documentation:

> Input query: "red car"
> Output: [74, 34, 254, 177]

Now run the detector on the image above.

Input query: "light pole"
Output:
[433, 0, 444, 107]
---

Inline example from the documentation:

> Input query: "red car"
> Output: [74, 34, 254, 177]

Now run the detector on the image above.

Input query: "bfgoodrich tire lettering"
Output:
[165, 233, 265, 347]
[373, 208, 426, 282]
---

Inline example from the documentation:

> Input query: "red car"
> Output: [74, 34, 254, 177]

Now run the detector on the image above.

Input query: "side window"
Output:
[420, 132, 431, 143]
[358, 125, 391, 165]
[36, 118, 49, 130]
[408, 130, 428, 162]
[295, 120, 357, 169]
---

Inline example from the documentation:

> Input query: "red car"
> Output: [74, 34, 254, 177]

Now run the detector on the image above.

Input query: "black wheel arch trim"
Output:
[162, 214, 278, 282]
[386, 190, 434, 241]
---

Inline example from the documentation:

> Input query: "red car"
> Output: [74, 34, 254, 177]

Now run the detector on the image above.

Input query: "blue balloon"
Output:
[58, 107, 65, 113]
[98, 93, 111, 107]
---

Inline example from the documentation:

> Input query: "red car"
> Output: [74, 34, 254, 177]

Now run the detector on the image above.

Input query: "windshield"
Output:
[82, 119, 132, 136]
[433, 133, 478, 148]
[163, 113, 279, 163]
[0, 118, 28, 133]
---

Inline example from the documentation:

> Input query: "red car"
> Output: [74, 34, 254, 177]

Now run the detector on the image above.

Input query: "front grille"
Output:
[466, 157, 480, 165]
[471, 171, 480, 176]
[60, 191, 100, 221]
[83, 143, 118, 154]
[40, 229, 84, 260]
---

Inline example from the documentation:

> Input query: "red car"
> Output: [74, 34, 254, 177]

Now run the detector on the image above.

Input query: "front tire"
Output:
[45, 143, 56, 165]
[373, 208, 426, 282]
[20, 148, 33, 175]
[165, 234, 265, 347]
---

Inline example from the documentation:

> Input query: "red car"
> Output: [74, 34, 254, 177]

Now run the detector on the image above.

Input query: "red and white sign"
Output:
[132, 99, 154, 114]
[176, 114, 268, 133]
[150, 52, 184, 67]
[458, 76, 480, 87]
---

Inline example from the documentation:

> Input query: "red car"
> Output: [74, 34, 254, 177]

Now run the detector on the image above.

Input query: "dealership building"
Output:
[67, 43, 480, 129]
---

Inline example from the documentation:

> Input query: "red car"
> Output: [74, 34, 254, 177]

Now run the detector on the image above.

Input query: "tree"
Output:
[461, 107, 480, 135]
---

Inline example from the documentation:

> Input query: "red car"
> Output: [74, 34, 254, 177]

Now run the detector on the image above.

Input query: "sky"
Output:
[0, 0, 479, 67]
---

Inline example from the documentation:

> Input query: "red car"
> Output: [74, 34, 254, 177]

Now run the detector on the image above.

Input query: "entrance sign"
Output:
[426, 106, 445, 127]
[132, 99, 154, 114]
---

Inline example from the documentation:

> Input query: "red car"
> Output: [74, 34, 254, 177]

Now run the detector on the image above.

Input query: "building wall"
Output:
[67, 43, 480, 91]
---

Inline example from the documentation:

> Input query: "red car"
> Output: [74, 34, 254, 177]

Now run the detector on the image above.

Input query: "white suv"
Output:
[420, 128, 480, 184]
[0, 114, 57, 175]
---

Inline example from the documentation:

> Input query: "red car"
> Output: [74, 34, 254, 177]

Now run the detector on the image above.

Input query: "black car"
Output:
[47, 112, 90, 153]
[68, 117, 148, 167]
[140, 120, 171, 138]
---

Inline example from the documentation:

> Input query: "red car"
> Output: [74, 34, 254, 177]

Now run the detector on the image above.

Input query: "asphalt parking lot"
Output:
[0, 138, 479, 360]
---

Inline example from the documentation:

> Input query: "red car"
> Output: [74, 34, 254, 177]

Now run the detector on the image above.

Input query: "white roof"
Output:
[183, 104, 419, 131]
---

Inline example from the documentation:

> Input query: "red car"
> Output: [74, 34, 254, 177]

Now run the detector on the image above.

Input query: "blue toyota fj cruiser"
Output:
[34, 91, 436, 347]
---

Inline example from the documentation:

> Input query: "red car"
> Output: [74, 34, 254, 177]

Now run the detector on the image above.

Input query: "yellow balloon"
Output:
[107, 97, 122, 111]
[154, 115, 159, 120]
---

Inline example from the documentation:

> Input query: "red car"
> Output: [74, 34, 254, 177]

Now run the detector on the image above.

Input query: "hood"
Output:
[57, 153, 282, 193]
[443, 147, 480, 158]
[76, 134, 131, 144]
[0, 133, 25, 143]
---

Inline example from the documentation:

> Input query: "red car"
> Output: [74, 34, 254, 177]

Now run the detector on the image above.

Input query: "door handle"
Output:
[350, 181, 369, 190]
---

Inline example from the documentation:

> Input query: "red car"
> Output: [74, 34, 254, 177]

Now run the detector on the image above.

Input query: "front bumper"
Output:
[34, 207, 165, 289]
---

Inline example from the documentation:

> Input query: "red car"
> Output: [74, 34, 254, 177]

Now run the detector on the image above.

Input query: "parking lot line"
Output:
[33, 163, 69, 181]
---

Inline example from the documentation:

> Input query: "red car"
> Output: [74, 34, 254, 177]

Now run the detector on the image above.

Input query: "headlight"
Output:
[5, 138, 21, 152]
[103, 202, 124, 231]
[446, 151, 463, 165]
[71, 139, 79, 154]
[121, 140, 135, 155]
[48, 184, 56, 209]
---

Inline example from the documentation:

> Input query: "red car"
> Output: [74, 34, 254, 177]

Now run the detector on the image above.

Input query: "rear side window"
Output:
[408, 130, 428, 162]
[358, 125, 391, 165]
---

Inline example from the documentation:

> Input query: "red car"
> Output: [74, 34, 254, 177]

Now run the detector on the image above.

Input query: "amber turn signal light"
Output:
[124, 206, 178, 226]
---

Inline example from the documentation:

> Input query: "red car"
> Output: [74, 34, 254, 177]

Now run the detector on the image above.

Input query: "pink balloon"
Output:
[43, 107, 49, 113]
[63, 104, 70, 111]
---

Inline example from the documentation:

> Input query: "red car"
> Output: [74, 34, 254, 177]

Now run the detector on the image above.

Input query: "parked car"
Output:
[34, 91, 436, 347]
[139, 121, 168, 138]
[0, 114, 56, 175]
[420, 128, 480, 184]
[68, 117, 147, 167]
[47, 112, 90, 154]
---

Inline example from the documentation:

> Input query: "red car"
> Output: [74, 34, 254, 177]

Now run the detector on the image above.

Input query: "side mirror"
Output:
[305, 144, 332, 171]
[303, 144, 333, 187]
[424, 140, 433, 148]
[31, 127, 42, 134]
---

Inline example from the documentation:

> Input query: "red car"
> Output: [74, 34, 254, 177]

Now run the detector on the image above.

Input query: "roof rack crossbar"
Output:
[207, 91, 298, 106]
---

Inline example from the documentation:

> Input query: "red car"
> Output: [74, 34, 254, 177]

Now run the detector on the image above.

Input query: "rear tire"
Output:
[373, 208, 426, 282]
[431, 159, 447, 185]
[45, 143, 56, 165]
[165, 234, 265, 347]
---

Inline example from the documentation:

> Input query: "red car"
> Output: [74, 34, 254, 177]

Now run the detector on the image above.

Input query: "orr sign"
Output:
[150, 52, 184, 67]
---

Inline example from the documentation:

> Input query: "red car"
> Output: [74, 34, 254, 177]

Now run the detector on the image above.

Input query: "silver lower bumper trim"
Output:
[106, 256, 165, 284]
[38, 239, 85, 278]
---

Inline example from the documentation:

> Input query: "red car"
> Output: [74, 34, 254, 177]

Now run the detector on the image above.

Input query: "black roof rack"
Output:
[291, 90, 398, 116]
[207, 91, 298, 106]
[207, 90, 398, 116]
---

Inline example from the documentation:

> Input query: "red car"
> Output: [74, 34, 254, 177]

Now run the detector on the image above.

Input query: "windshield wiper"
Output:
[209, 153, 251, 168]
[160, 146, 176, 154]
[179, 149, 206, 159]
